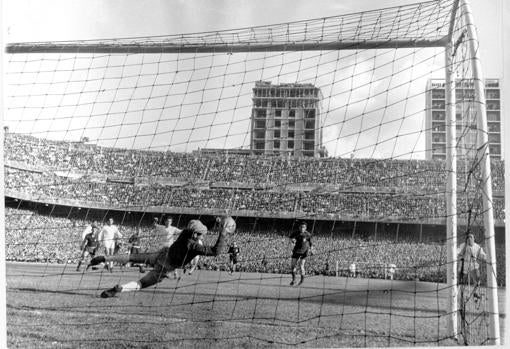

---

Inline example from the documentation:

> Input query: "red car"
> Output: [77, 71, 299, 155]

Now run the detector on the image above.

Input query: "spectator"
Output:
[349, 263, 356, 278]
[385, 263, 396, 280]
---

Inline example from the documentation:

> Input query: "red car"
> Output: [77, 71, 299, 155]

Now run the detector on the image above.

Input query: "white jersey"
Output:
[154, 224, 182, 247]
[99, 224, 122, 249]
[457, 242, 486, 273]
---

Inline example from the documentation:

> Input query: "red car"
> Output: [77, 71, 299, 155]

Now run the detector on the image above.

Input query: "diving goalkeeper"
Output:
[88, 217, 236, 298]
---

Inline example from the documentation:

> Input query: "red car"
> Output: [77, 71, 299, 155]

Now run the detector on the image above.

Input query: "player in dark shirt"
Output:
[289, 221, 313, 286]
[128, 230, 142, 255]
[127, 229, 146, 273]
[227, 242, 240, 274]
[76, 227, 99, 272]
[87, 217, 236, 298]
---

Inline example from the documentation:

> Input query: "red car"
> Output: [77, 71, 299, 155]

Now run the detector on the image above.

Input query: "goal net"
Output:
[4, 0, 503, 347]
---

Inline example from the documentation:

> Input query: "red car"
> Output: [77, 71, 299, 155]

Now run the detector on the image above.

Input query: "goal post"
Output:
[458, 0, 499, 344]
[444, 23, 458, 340]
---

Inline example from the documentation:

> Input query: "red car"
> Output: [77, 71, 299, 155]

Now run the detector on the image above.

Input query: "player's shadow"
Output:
[9, 286, 99, 298]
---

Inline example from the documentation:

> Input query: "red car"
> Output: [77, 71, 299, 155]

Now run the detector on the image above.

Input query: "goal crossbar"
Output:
[5, 0, 454, 54]
[5, 39, 450, 54]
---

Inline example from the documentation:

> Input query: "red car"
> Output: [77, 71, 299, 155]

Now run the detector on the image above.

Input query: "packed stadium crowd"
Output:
[4, 133, 506, 286]
[4, 167, 506, 222]
[4, 208, 505, 286]
[4, 133, 505, 193]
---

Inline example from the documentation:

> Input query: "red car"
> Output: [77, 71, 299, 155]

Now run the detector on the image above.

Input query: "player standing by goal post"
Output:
[457, 230, 486, 300]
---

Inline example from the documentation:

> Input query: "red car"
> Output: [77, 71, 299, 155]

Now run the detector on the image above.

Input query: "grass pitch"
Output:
[6, 262, 505, 348]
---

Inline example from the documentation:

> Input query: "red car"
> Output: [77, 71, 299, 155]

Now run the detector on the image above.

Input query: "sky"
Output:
[2, 0, 509, 160]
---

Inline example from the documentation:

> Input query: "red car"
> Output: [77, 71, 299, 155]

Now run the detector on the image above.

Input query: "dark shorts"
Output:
[230, 257, 238, 264]
[292, 251, 308, 260]
[130, 247, 141, 255]
[84, 246, 97, 256]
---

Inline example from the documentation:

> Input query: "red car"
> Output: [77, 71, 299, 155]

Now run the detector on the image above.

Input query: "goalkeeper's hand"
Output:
[220, 216, 236, 235]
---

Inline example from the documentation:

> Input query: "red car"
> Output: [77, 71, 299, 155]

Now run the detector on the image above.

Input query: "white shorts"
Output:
[103, 241, 116, 251]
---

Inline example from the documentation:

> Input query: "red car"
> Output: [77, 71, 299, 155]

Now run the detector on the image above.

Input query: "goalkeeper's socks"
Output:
[122, 281, 141, 292]
[298, 275, 305, 285]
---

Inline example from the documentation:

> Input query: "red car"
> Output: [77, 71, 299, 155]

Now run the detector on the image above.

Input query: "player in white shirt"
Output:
[153, 216, 182, 278]
[98, 218, 122, 272]
[154, 216, 182, 247]
[457, 231, 486, 289]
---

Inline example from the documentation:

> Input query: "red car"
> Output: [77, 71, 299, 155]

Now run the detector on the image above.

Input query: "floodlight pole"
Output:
[461, 0, 500, 345]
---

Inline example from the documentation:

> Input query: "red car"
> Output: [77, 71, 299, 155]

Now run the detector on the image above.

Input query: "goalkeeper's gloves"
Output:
[220, 216, 236, 235]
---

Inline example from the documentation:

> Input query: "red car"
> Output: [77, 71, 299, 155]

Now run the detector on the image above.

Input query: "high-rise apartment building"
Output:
[425, 79, 502, 161]
[251, 81, 325, 157]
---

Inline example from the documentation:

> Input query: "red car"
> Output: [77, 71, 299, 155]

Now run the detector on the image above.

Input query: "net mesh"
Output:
[4, 0, 503, 347]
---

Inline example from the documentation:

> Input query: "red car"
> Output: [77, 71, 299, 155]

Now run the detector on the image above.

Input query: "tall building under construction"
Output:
[425, 79, 502, 161]
[250, 81, 325, 157]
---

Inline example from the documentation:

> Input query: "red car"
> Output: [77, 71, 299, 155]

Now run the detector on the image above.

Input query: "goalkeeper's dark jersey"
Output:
[290, 230, 312, 254]
[156, 229, 225, 269]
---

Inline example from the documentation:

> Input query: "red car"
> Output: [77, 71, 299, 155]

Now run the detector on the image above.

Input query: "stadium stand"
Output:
[3, 133, 506, 286]
[4, 206, 505, 286]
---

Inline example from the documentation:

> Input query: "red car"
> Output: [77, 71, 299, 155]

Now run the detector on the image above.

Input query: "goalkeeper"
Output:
[88, 217, 236, 298]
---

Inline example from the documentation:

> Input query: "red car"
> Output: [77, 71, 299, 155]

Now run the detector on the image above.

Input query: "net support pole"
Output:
[461, 0, 500, 344]
[445, 37, 458, 341]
